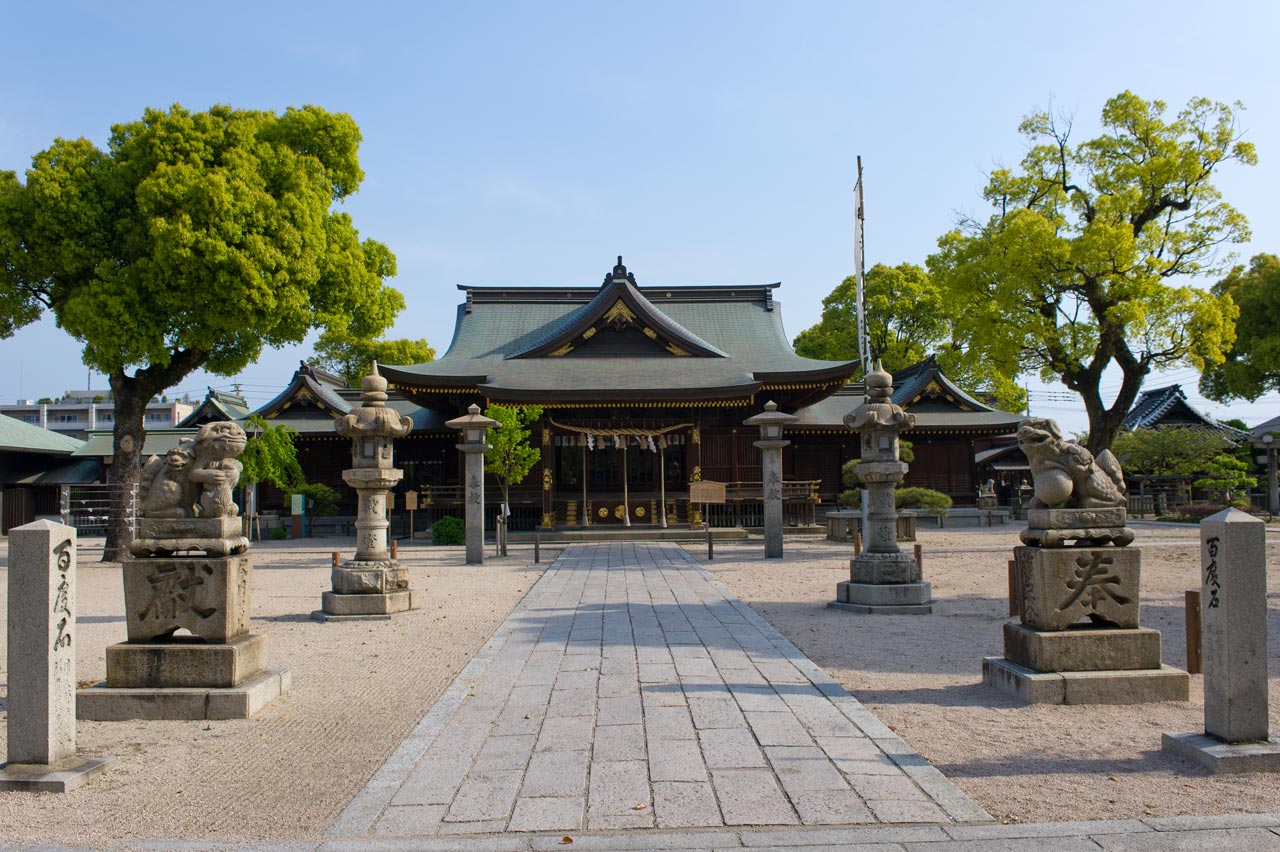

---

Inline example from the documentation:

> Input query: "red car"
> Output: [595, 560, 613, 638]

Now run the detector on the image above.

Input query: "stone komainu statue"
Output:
[138, 443, 197, 518]
[1017, 418, 1126, 509]
[137, 421, 248, 520]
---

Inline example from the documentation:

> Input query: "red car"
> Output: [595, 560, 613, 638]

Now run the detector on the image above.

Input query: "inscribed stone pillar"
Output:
[7, 520, 76, 766]
[462, 444, 487, 564]
[1201, 508, 1269, 743]
[757, 440, 788, 558]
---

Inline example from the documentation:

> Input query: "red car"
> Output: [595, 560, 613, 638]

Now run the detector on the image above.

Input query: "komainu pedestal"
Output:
[79, 422, 288, 721]
[983, 419, 1187, 704]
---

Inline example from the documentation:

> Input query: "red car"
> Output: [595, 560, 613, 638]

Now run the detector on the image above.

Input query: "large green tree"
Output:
[312, 327, 435, 387]
[0, 104, 402, 558]
[792, 262, 1025, 411]
[1199, 253, 1280, 402]
[928, 92, 1254, 453]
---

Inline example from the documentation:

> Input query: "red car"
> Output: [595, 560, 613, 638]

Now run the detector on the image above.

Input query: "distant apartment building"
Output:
[0, 391, 194, 440]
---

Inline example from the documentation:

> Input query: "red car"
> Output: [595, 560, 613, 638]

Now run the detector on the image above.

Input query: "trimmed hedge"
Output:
[431, 515, 466, 545]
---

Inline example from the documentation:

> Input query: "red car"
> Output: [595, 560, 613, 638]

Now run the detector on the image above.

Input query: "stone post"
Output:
[1163, 508, 1280, 771]
[745, 401, 798, 559]
[462, 444, 487, 563]
[447, 404, 499, 566]
[1, 521, 111, 791]
[830, 361, 930, 614]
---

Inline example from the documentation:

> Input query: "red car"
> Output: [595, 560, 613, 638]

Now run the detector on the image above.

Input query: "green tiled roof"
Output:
[381, 280, 856, 402]
[73, 429, 198, 458]
[0, 413, 84, 454]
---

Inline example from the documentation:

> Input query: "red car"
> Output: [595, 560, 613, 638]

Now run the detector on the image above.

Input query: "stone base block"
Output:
[849, 552, 920, 584]
[0, 757, 114, 792]
[105, 634, 266, 688]
[983, 657, 1189, 704]
[130, 517, 249, 557]
[77, 668, 290, 721]
[123, 555, 252, 643]
[830, 581, 933, 614]
[318, 590, 417, 618]
[1162, 732, 1280, 774]
[1014, 546, 1140, 630]
[332, 561, 409, 594]
[1003, 623, 1162, 672]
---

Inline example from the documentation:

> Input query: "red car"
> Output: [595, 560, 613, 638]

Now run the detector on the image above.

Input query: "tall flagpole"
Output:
[854, 157, 872, 548]
[853, 156, 870, 376]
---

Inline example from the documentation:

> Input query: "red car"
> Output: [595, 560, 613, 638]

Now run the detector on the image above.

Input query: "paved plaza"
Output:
[328, 542, 988, 839]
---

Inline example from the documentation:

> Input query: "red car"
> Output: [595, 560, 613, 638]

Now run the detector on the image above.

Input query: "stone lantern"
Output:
[446, 403, 500, 565]
[744, 400, 798, 558]
[320, 362, 416, 618]
[831, 360, 932, 614]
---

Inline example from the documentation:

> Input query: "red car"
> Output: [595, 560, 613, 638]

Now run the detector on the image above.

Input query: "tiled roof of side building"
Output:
[0, 412, 85, 454]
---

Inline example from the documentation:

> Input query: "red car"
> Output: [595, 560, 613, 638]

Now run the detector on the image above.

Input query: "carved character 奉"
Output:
[1017, 418, 1125, 509]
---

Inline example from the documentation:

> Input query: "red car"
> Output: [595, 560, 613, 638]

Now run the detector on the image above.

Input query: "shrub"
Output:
[1160, 503, 1229, 523]
[431, 515, 465, 545]
[896, 487, 952, 514]
[268, 527, 288, 541]
[286, 482, 341, 517]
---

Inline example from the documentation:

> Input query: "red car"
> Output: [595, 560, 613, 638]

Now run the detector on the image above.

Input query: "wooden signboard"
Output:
[404, 490, 419, 511]
[689, 481, 727, 504]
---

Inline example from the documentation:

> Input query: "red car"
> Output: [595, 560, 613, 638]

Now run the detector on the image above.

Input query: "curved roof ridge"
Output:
[506, 257, 726, 359]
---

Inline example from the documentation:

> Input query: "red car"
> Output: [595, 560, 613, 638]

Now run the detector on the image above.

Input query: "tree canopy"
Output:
[1109, 426, 1235, 478]
[928, 91, 1254, 453]
[0, 103, 402, 556]
[1199, 253, 1280, 402]
[792, 263, 1025, 410]
[313, 328, 436, 387]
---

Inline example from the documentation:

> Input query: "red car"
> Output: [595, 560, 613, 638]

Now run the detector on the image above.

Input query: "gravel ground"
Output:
[3, 523, 1278, 842]
[0, 537, 550, 844]
[697, 522, 1280, 825]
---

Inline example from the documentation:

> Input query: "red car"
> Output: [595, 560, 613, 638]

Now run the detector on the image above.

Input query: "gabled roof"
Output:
[248, 361, 448, 434]
[791, 356, 1025, 432]
[253, 361, 353, 421]
[1123, 385, 1246, 438]
[177, 387, 253, 427]
[0, 412, 84, 455]
[508, 257, 726, 359]
[381, 258, 857, 406]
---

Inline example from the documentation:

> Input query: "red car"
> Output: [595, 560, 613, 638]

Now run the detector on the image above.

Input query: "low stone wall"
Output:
[825, 510, 917, 542]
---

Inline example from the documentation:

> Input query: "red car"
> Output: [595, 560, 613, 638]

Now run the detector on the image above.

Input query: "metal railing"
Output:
[59, 483, 136, 536]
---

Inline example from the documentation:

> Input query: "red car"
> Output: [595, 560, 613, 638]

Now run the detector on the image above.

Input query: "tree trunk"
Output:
[1082, 363, 1148, 456]
[102, 371, 148, 562]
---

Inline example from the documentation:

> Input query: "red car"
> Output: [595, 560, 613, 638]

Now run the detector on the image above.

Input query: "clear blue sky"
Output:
[3, 1, 1278, 434]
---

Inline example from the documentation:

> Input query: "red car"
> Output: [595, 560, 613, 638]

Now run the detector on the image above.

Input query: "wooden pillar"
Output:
[541, 424, 554, 529]
[581, 440, 590, 527]
[622, 441, 631, 527]
[659, 443, 668, 529]
[688, 423, 703, 527]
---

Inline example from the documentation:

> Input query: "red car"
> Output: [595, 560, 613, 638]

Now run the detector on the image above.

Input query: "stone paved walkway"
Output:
[328, 542, 988, 840]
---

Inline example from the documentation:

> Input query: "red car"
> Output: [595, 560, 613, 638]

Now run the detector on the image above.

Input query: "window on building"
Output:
[145, 412, 170, 422]
[22, 415, 38, 423]
[56, 414, 78, 423]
